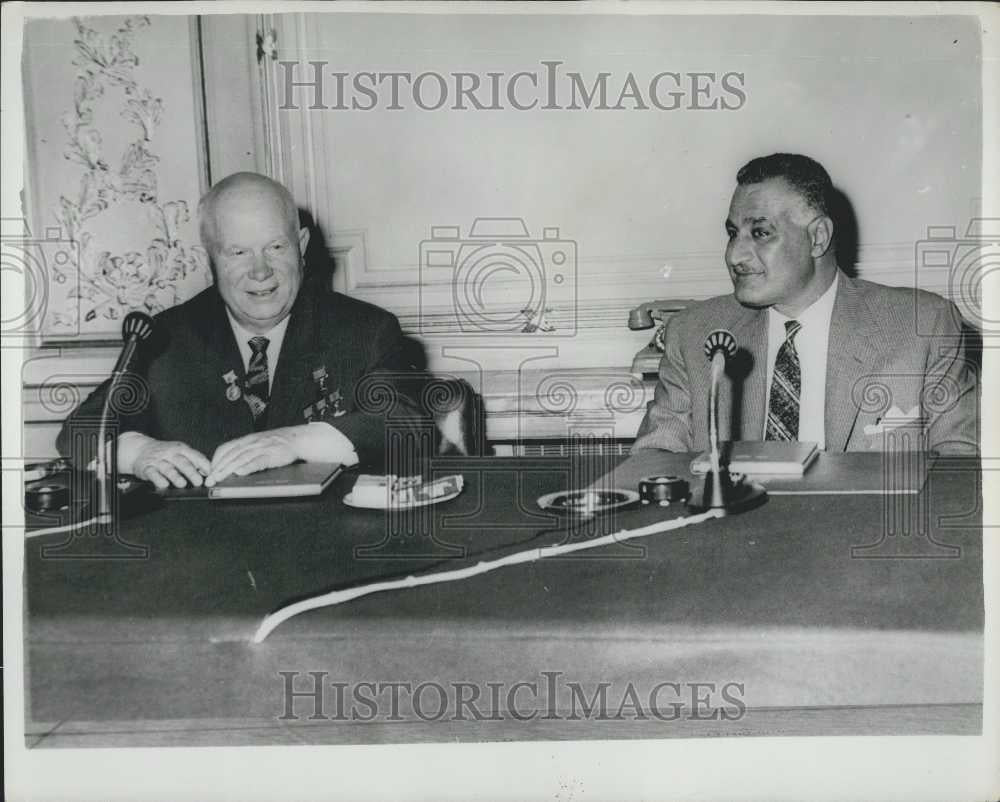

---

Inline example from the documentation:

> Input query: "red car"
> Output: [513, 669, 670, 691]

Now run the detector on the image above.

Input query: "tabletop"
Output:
[24, 453, 984, 747]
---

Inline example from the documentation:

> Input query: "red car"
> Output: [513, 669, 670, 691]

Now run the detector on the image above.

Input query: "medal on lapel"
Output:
[330, 389, 347, 417]
[222, 370, 242, 402]
[312, 366, 330, 397]
[303, 365, 348, 421]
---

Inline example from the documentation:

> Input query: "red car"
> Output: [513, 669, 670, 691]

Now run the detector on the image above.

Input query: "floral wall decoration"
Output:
[25, 15, 211, 341]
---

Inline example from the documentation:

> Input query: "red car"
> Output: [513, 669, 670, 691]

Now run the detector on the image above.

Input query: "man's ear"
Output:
[298, 226, 310, 257]
[808, 215, 834, 258]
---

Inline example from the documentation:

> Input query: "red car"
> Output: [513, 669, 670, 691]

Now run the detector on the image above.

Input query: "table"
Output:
[24, 454, 983, 747]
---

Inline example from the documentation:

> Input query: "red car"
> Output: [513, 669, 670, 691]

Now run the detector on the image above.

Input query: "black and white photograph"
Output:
[3, 2, 997, 800]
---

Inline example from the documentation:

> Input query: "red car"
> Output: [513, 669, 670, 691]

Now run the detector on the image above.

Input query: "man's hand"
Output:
[205, 424, 359, 486]
[205, 428, 300, 487]
[130, 437, 212, 489]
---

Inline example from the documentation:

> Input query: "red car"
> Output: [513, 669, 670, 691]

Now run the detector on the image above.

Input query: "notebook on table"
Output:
[157, 462, 342, 500]
[691, 441, 820, 476]
[690, 445, 931, 495]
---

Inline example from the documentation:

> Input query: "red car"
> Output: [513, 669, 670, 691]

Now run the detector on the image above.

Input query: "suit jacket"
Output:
[57, 283, 433, 469]
[632, 275, 979, 454]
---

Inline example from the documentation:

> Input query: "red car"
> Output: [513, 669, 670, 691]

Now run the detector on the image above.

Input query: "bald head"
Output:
[197, 172, 310, 334]
[198, 172, 300, 257]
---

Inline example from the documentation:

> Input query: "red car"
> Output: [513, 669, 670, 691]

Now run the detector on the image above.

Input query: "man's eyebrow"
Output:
[725, 215, 771, 228]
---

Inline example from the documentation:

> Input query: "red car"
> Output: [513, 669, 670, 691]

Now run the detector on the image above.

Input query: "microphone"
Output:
[95, 312, 155, 522]
[111, 311, 154, 378]
[704, 329, 737, 409]
[703, 329, 737, 362]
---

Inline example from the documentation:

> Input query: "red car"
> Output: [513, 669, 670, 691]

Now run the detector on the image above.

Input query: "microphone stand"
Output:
[95, 358, 134, 525]
[95, 313, 152, 526]
[706, 349, 727, 510]
[688, 330, 767, 516]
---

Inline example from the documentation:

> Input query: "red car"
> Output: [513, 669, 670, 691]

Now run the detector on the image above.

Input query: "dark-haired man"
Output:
[58, 172, 430, 488]
[633, 153, 978, 454]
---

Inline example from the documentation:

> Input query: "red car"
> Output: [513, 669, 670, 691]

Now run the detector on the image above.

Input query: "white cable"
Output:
[23, 516, 101, 539]
[251, 508, 724, 644]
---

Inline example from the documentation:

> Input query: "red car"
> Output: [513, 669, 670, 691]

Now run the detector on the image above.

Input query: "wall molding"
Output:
[22, 15, 211, 344]
[328, 240, 962, 331]
[199, 14, 268, 180]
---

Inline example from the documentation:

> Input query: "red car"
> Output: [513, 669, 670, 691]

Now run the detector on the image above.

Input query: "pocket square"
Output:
[864, 405, 924, 436]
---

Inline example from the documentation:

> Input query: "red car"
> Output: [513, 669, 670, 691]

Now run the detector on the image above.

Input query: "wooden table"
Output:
[24, 454, 983, 747]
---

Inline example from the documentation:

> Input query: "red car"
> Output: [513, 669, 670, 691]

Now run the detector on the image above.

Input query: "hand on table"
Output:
[205, 428, 300, 487]
[130, 436, 211, 489]
[205, 424, 359, 486]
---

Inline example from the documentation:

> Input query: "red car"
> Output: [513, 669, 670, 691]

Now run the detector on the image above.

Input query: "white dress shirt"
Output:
[763, 272, 839, 448]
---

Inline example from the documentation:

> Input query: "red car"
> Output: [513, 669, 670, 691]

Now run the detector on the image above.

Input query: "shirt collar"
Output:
[226, 307, 291, 343]
[225, 309, 291, 346]
[768, 270, 839, 330]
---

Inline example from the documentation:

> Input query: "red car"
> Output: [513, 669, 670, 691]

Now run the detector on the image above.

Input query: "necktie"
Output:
[765, 320, 802, 442]
[244, 336, 270, 429]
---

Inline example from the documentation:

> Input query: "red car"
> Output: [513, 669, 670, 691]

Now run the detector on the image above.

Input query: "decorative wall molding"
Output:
[23, 15, 210, 344]
[53, 17, 207, 333]
[328, 231, 368, 292]
[20, 14, 212, 456]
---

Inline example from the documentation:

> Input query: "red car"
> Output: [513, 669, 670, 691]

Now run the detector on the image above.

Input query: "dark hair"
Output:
[736, 153, 833, 217]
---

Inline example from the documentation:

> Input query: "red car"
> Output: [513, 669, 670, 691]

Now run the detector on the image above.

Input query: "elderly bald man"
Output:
[58, 172, 430, 488]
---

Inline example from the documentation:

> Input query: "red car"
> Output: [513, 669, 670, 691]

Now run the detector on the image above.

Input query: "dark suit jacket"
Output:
[57, 284, 433, 469]
[632, 275, 979, 454]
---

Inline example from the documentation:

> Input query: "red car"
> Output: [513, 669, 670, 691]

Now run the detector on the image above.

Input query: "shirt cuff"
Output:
[304, 421, 359, 467]
[85, 431, 150, 474]
[116, 431, 153, 475]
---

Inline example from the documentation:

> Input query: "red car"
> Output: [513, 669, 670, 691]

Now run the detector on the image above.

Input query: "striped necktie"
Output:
[765, 320, 802, 442]
[244, 336, 270, 429]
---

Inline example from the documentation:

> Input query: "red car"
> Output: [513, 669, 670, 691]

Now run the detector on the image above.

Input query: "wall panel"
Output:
[259, 12, 982, 374]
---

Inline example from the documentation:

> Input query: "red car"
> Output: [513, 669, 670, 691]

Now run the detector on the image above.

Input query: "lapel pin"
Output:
[222, 370, 242, 402]
[331, 389, 347, 417]
[312, 366, 330, 396]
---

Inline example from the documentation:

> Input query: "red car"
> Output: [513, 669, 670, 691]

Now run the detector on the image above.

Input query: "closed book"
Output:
[691, 441, 820, 476]
[207, 462, 342, 499]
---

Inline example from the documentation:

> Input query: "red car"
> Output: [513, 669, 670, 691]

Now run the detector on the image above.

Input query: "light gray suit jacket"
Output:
[632, 275, 979, 454]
